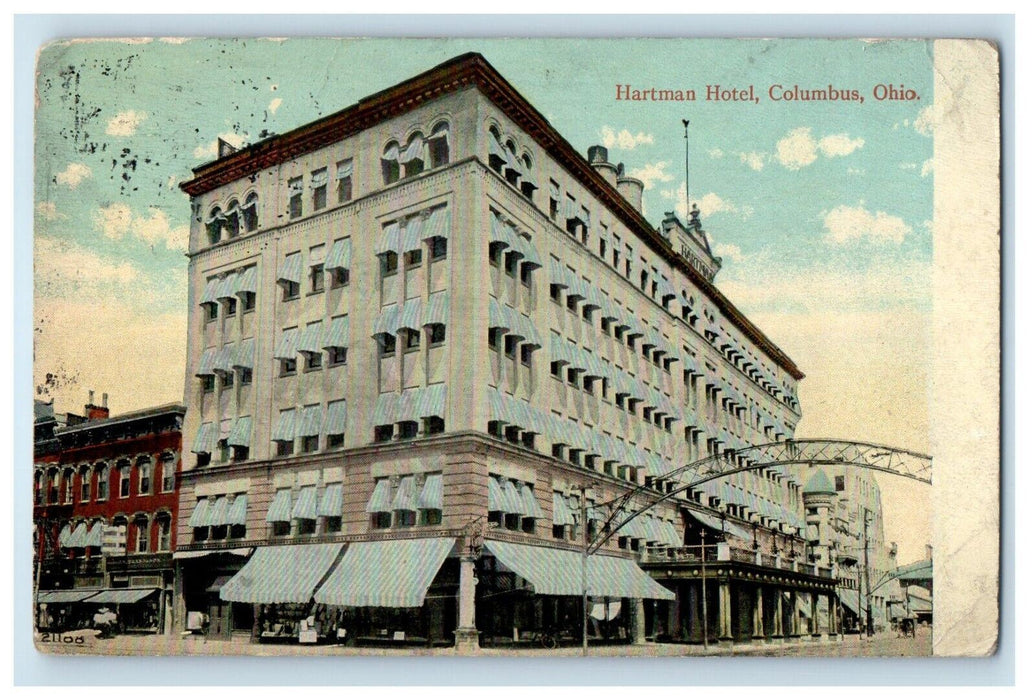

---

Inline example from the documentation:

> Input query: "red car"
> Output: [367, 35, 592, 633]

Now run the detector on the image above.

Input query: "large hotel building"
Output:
[173, 53, 862, 648]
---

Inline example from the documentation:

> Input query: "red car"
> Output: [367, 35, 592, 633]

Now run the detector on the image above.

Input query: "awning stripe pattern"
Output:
[313, 537, 455, 608]
[221, 543, 345, 604]
[189, 499, 211, 528]
[271, 409, 296, 442]
[277, 253, 303, 285]
[391, 475, 419, 512]
[191, 422, 218, 454]
[227, 495, 248, 526]
[417, 474, 443, 510]
[365, 480, 393, 513]
[273, 328, 300, 360]
[265, 489, 292, 523]
[295, 405, 323, 438]
[318, 483, 343, 518]
[483, 540, 674, 600]
[84, 588, 158, 605]
[322, 316, 350, 349]
[291, 486, 318, 520]
[298, 322, 325, 354]
[325, 238, 352, 271]
[323, 400, 347, 434]
[227, 416, 252, 447]
[234, 338, 255, 369]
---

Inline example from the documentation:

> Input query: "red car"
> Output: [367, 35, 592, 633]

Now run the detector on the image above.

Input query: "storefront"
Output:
[175, 548, 253, 638]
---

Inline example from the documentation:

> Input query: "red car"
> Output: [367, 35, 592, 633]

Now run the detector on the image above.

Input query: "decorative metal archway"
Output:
[590, 438, 932, 554]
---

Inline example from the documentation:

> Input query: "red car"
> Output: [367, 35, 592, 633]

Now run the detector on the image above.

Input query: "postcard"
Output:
[30, 37, 1000, 658]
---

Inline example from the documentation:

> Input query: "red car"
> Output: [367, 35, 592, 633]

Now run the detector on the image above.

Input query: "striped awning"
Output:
[314, 537, 455, 608]
[400, 383, 446, 420]
[391, 475, 419, 512]
[58, 523, 72, 548]
[66, 522, 88, 548]
[365, 480, 393, 514]
[372, 305, 399, 337]
[295, 405, 323, 438]
[322, 316, 350, 349]
[291, 486, 318, 520]
[38, 589, 101, 604]
[683, 508, 728, 534]
[83, 588, 158, 605]
[234, 338, 255, 369]
[227, 416, 252, 447]
[483, 540, 674, 600]
[400, 217, 425, 253]
[376, 222, 401, 255]
[196, 348, 218, 376]
[488, 477, 506, 512]
[396, 298, 423, 332]
[208, 496, 230, 526]
[85, 521, 104, 548]
[227, 494, 248, 526]
[518, 483, 544, 519]
[199, 277, 220, 305]
[191, 422, 218, 454]
[277, 252, 303, 285]
[215, 272, 240, 300]
[418, 474, 443, 510]
[423, 292, 449, 326]
[501, 480, 523, 515]
[552, 491, 575, 526]
[265, 489, 293, 523]
[188, 499, 212, 528]
[323, 400, 347, 435]
[298, 322, 325, 354]
[221, 543, 345, 604]
[273, 327, 300, 360]
[271, 409, 296, 442]
[423, 207, 451, 241]
[319, 483, 343, 518]
[236, 266, 257, 296]
[325, 238, 352, 270]
[372, 393, 398, 425]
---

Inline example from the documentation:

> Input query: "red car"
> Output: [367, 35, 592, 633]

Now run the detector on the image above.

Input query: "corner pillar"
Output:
[718, 580, 733, 647]
[453, 553, 479, 653]
[751, 585, 765, 645]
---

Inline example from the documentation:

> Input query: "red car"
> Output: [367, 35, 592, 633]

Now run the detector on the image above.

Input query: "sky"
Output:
[32, 37, 934, 562]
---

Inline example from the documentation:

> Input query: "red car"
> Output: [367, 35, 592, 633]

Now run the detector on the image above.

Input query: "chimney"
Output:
[85, 389, 110, 421]
[925, 544, 933, 562]
[616, 164, 644, 213]
[587, 145, 618, 187]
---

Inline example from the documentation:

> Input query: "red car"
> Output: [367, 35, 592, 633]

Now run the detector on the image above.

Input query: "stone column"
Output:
[454, 553, 479, 652]
[772, 589, 784, 644]
[752, 586, 765, 644]
[718, 580, 733, 646]
[788, 590, 800, 639]
[632, 599, 647, 645]
[811, 592, 822, 640]
[827, 592, 839, 640]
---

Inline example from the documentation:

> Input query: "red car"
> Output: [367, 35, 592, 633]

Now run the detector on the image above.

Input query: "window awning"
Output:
[417, 473, 443, 510]
[85, 521, 104, 548]
[323, 400, 347, 435]
[483, 540, 674, 600]
[188, 499, 211, 528]
[400, 217, 425, 253]
[397, 298, 423, 332]
[423, 292, 449, 326]
[319, 483, 343, 518]
[295, 405, 323, 438]
[423, 207, 451, 241]
[372, 392, 398, 425]
[291, 486, 318, 520]
[277, 252, 303, 285]
[400, 383, 446, 421]
[271, 409, 296, 442]
[234, 338, 255, 369]
[365, 479, 393, 514]
[220, 543, 345, 604]
[215, 272, 240, 300]
[227, 494, 247, 526]
[191, 422, 218, 454]
[391, 475, 419, 512]
[552, 492, 575, 526]
[313, 537, 455, 608]
[273, 328, 300, 360]
[208, 496, 230, 526]
[501, 480, 523, 515]
[58, 523, 72, 548]
[297, 322, 325, 354]
[488, 478, 507, 513]
[838, 590, 862, 617]
[227, 416, 252, 448]
[376, 222, 401, 256]
[683, 507, 728, 534]
[323, 316, 350, 349]
[325, 238, 352, 271]
[236, 266, 257, 296]
[196, 348, 218, 376]
[84, 588, 158, 605]
[37, 589, 102, 604]
[199, 277, 220, 305]
[265, 489, 292, 523]
[65, 522, 88, 548]
[372, 305, 399, 337]
[518, 483, 544, 519]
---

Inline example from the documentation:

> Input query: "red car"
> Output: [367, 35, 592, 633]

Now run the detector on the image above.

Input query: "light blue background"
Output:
[13, 13, 1014, 687]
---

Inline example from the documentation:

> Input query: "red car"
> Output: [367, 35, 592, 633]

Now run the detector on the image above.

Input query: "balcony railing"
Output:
[640, 544, 833, 579]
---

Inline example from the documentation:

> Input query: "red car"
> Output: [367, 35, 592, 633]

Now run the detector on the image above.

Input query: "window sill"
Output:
[307, 290, 325, 297]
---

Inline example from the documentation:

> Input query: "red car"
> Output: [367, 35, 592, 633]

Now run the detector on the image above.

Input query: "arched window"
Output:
[137, 456, 152, 496]
[160, 453, 176, 493]
[63, 467, 75, 504]
[241, 192, 259, 232]
[400, 132, 425, 179]
[117, 460, 131, 499]
[224, 199, 241, 238]
[96, 463, 109, 501]
[133, 514, 150, 553]
[428, 121, 450, 168]
[155, 512, 172, 552]
[47, 469, 59, 505]
[79, 465, 91, 502]
[205, 207, 223, 245]
[381, 141, 401, 184]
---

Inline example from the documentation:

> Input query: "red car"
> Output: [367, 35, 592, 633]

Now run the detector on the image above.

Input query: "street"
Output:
[37, 626, 931, 658]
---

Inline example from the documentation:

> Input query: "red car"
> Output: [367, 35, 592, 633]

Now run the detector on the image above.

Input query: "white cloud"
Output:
[775, 127, 865, 170]
[599, 126, 654, 151]
[193, 132, 248, 159]
[36, 202, 66, 221]
[159, 37, 190, 44]
[268, 97, 283, 115]
[818, 133, 865, 157]
[55, 163, 92, 189]
[93, 203, 188, 252]
[775, 127, 818, 170]
[698, 192, 736, 218]
[921, 158, 934, 177]
[914, 105, 935, 136]
[106, 110, 148, 137]
[627, 161, 673, 190]
[35, 238, 140, 286]
[823, 205, 913, 245]
[712, 243, 745, 263]
[739, 151, 767, 171]
[707, 148, 724, 159]
[661, 185, 753, 222]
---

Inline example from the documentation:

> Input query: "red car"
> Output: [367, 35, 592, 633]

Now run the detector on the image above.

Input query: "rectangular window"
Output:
[280, 358, 297, 376]
[330, 267, 349, 288]
[430, 237, 448, 261]
[599, 238, 608, 258]
[371, 512, 392, 529]
[305, 352, 322, 371]
[224, 297, 237, 317]
[275, 440, 294, 457]
[374, 424, 395, 442]
[549, 180, 559, 221]
[80, 470, 91, 502]
[488, 327, 500, 351]
[310, 263, 325, 293]
[241, 292, 256, 312]
[549, 284, 562, 304]
[504, 335, 517, 359]
[380, 251, 399, 276]
[404, 328, 421, 351]
[119, 468, 130, 498]
[519, 262, 532, 286]
[138, 463, 151, 495]
[300, 435, 319, 453]
[520, 344, 533, 366]
[202, 375, 215, 393]
[336, 159, 353, 203]
[204, 302, 218, 322]
[379, 334, 397, 357]
[398, 421, 419, 440]
[221, 372, 234, 390]
[428, 324, 446, 346]
[288, 177, 303, 219]
[327, 433, 345, 450]
[329, 346, 347, 366]
[240, 367, 253, 386]
[282, 280, 300, 301]
[404, 249, 423, 268]
[312, 168, 327, 211]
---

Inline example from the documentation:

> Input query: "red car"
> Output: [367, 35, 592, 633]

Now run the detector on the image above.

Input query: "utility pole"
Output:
[682, 119, 691, 225]
[863, 511, 873, 637]
[700, 529, 708, 650]
[580, 484, 588, 657]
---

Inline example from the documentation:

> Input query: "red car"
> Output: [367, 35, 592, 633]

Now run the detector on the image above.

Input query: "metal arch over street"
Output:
[590, 439, 932, 555]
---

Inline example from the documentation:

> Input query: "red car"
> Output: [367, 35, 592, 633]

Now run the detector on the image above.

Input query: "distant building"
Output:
[175, 52, 837, 649]
[32, 394, 185, 635]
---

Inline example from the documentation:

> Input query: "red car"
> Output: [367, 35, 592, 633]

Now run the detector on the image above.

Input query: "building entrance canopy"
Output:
[84, 588, 158, 605]
[314, 537, 456, 608]
[483, 540, 674, 601]
[37, 589, 101, 604]
[220, 543, 344, 604]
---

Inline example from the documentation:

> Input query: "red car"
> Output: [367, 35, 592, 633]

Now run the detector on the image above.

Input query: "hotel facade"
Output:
[174, 53, 851, 648]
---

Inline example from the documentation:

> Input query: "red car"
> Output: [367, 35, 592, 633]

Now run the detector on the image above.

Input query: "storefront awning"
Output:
[483, 540, 674, 601]
[38, 589, 101, 604]
[172, 548, 253, 560]
[220, 543, 345, 604]
[838, 590, 862, 617]
[84, 588, 158, 605]
[314, 537, 455, 608]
